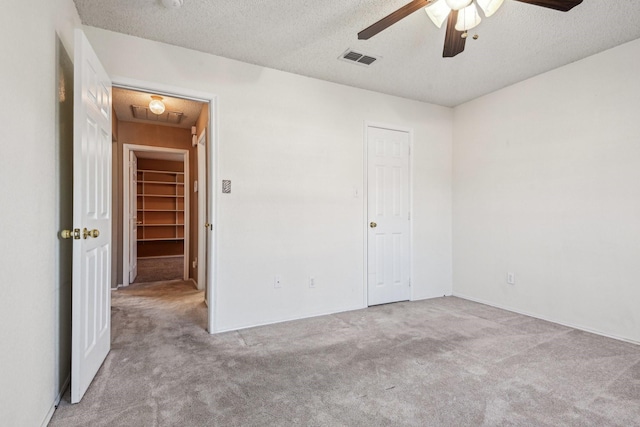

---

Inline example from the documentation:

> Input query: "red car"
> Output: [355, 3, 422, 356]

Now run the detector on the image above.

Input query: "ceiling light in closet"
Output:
[149, 96, 166, 115]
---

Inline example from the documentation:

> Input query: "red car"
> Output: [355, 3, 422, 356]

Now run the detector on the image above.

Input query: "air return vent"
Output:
[339, 49, 380, 67]
[131, 105, 184, 125]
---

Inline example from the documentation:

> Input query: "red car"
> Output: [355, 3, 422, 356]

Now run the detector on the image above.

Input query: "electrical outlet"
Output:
[274, 275, 282, 288]
[309, 276, 315, 288]
[507, 272, 515, 285]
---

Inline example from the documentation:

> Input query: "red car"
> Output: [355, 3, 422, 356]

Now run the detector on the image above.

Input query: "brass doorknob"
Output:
[61, 229, 80, 239]
[83, 228, 100, 239]
[370, 222, 377, 228]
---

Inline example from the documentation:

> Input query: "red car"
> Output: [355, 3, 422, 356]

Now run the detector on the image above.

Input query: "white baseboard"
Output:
[453, 292, 640, 346]
[411, 292, 453, 302]
[41, 374, 70, 427]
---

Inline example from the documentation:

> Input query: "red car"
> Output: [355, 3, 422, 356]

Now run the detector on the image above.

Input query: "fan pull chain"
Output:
[459, 4, 478, 40]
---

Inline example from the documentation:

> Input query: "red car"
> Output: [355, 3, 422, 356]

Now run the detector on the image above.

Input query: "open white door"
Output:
[129, 151, 138, 283]
[71, 29, 112, 403]
[367, 125, 410, 306]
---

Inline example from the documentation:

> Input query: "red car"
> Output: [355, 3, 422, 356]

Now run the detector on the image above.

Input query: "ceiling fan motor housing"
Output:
[445, 0, 473, 10]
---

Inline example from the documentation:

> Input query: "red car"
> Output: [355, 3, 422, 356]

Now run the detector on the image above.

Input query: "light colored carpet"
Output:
[133, 257, 183, 284]
[50, 284, 640, 426]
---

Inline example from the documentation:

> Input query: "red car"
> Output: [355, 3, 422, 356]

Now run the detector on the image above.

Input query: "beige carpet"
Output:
[133, 257, 184, 284]
[50, 284, 640, 426]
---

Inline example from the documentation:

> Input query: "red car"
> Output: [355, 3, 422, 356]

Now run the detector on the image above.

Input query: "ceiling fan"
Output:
[358, 0, 583, 57]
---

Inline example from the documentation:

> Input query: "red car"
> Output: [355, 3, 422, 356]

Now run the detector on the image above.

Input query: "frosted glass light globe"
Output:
[455, 3, 482, 31]
[445, 0, 473, 10]
[149, 97, 165, 115]
[425, 0, 452, 29]
[476, 0, 505, 17]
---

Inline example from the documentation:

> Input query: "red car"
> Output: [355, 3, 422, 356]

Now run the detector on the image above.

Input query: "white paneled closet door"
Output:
[367, 126, 411, 306]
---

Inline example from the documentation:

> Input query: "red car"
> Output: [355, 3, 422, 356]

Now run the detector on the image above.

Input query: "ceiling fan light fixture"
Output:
[425, 0, 452, 29]
[149, 96, 165, 115]
[476, 0, 505, 17]
[455, 2, 482, 31]
[445, 0, 473, 11]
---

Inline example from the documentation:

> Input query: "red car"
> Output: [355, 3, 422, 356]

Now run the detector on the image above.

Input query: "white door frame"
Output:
[112, 76, 218, 334]
[197, 129, 207, 291]
[122, 144, 190, 285]
[129, 151, 138, 283]
[363, 121, 414, 306]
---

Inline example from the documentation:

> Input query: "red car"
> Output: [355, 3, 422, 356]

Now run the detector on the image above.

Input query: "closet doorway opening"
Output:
[112, 84, 216, 333]
[123, 146, 190, 284]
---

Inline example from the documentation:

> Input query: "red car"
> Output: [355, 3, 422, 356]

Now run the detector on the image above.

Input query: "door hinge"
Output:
[408, 211, 411, 220]
[408, 278, 411, 287]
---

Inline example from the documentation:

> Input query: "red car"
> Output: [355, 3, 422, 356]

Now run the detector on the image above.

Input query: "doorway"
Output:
[365, 123, 412, 306]
[111, 83, 216, 334]
[123, 145, 190, 285]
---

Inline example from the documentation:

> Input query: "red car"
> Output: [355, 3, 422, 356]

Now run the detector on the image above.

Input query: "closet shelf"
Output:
[138, 180, 184, 185]
[137, 167, 185, 256]
[137, 169, 184, 175]
[137, 224, 185, 227]
[138, 194, 184, 198]
[138, 238, 184, 242]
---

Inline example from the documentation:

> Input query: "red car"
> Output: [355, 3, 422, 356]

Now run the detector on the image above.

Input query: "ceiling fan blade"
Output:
[512, 0, 583, 12]
[358, 0, 434, 40]
[443, 10, 466, 58]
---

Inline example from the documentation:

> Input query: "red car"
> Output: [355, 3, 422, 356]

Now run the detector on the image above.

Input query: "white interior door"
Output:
[367, 125, 410, 306]
[71, 29, 112, 404]
[129, 151, 138, 283]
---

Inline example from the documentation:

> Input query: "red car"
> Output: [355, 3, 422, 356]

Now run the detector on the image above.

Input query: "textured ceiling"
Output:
[112, 87, 204, 129]
[76, 0, 640, 107]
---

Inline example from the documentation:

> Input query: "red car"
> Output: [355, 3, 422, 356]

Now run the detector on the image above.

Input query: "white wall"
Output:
[0, 0, 80, 425]
[453, 38, 640, 343]
[84, 27, 453, 332]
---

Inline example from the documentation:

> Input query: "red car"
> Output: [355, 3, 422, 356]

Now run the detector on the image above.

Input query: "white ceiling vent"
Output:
[339, 49, 380, 67]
